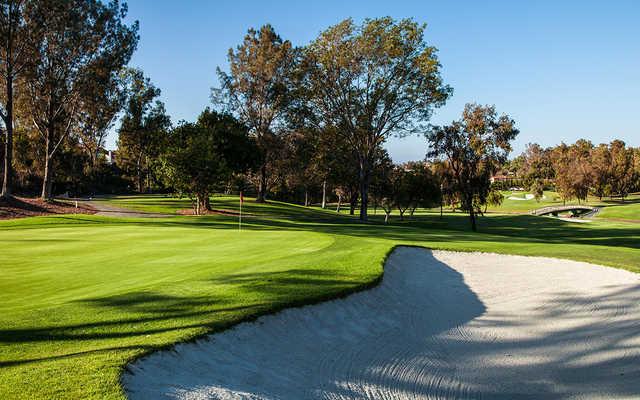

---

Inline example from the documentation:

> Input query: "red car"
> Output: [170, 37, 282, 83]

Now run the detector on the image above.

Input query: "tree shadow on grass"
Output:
[10, 210, 639, 254]
[0, 266, 375, 369]
[5, 198, 639, 250]
[125, 249, 640, 400]
[0, 291, 270, 370]
[124, 248, 487, 399]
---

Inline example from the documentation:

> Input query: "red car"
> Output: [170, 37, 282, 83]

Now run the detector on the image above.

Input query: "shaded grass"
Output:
[1, 195, 640, 399]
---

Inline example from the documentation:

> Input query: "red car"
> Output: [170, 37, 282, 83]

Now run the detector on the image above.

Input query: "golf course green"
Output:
[1, 195, 639, 399]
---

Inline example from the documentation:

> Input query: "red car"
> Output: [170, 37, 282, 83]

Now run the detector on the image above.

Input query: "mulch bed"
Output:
[0, 196, 96, 220]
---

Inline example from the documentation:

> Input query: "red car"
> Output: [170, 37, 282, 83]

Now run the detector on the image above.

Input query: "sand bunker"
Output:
[124, 248, 640, 399]
[507, 193, 546, 201]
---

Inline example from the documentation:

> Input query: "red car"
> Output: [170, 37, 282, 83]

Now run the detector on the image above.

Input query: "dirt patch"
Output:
[0, 196, 96, 220]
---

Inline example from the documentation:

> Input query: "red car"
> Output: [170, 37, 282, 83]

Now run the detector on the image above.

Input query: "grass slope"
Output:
[1, 195, 640, 399]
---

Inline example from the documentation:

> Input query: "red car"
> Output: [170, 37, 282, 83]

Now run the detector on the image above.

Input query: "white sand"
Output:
[507, 194, 545, 201]
[123, 248, 640, 399]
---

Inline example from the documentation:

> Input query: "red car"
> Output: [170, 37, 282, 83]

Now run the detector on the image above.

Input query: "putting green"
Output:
[1, 195, 639, 399]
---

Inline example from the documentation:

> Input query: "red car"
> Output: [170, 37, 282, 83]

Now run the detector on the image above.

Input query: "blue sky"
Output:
[108, 0, 640, 162]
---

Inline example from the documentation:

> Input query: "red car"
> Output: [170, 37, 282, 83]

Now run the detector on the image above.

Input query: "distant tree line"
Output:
[508, 140, 640, 203]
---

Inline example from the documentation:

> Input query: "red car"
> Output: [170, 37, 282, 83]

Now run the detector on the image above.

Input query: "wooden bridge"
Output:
[530, 205, 599, 217]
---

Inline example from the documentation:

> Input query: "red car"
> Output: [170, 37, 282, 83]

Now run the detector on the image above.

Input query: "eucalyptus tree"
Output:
[117, 69, 170, 193]
[300, 17, 451, 221]
[427, 104, 519, 231]
[0, 0, 28, 198]
[76, 64, 128, 175]
[23, 0, 138, 199]
[213, 24, 297, 203]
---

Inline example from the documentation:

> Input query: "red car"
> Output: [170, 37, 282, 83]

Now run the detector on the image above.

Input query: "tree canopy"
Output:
[213, 24, 297, 202]
[300, 17, 451, 221]
[160, 109, 258, 214]
[427, 103, 519, 231]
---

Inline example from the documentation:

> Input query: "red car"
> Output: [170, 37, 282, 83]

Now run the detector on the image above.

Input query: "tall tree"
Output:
[633, 148, 640, 193]
[568, 139, 594, 203]
[427, 103, 518, 231]
[590, 143, 612, 200]
[551, 143, 576, 203]
[609, 140, 634, 201]
[160, 109, 258, 214]
[76, 63, 127, 175]
[0, 0, 28, 198]
[117, 69, 170, 193]
[301, 17, 451, 221]
[213, 24, 297, 203]
[23, 0, 138, 199]
[518, 143, 554, 201]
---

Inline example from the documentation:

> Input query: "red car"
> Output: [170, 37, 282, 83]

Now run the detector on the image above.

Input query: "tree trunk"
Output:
[349, 191, 358, 215]
[463, 193, 477, 231]
[146, 156, 151, 193]
[136, 154, 143, 193]
[1, 73, 13, 199]
[468, 200, 477, 232]
[321, 179, 327, 209]
[256, 162, 267, 203]
[304, 190, 309, 207]
[358, 159, 370, 222]
[41, 126, 54, 200]
[195, 193, 210, 215]
[384, 211, 390, 224]
[41, 156, 54, 200]
[88, 147, 99, 196]
[469, 209, 477, 231]
[336, 194, 342, 212]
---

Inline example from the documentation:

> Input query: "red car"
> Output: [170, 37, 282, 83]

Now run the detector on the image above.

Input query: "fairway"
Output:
[1, 195, 640, 399]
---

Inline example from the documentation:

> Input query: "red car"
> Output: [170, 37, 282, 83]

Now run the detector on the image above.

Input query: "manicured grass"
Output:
[2, 195, 640, 399]
[484, 190, 640, 219]
[486, 190, 565, 213]
[596, 198, 640, 220]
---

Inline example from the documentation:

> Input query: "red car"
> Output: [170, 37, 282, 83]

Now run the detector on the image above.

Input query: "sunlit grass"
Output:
[1, 195, 639, 399]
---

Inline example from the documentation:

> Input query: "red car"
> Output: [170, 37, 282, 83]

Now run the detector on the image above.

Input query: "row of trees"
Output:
[1, 9, 522, 230]
[513, 139, 640, 203]
[208, 20, 517, 229]
[0, 0, 139, 199]
[213, 19, 452, 221]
